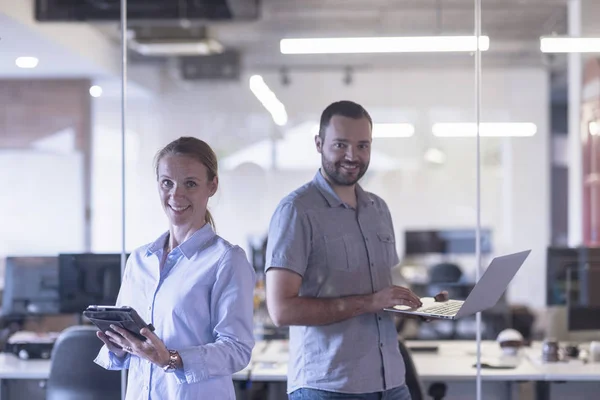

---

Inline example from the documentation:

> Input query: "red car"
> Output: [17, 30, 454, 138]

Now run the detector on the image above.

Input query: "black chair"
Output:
[399, 340, 424, 400]
[46, 325, 121, 400]
[399, 340, 446, 400]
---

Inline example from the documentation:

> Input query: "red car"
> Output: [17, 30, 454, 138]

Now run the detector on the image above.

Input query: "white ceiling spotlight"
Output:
[249, 75, 288, 126]
[424, 147, 447, 165]
[590, 121, 600, 136]
[540, 37, 600, 53]
[89, 85, 103, 98]
[432, 123, 537, 137]
[280, 36, 490, 54]
[15, 57, 39, 69]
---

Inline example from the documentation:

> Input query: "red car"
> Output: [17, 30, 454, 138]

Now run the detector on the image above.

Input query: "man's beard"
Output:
[321, 156, 368, 186]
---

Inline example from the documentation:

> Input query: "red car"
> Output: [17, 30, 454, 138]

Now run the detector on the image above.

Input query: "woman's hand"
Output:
[96, 331, 127, 358]
[104, 325, 171, 367]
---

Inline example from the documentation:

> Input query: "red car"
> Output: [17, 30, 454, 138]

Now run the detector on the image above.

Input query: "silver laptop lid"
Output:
[456, 250, 531, 318]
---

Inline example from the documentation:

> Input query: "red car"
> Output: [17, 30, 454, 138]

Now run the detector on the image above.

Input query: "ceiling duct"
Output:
[128, 26, 223, 56]
[178, 51, 241, 81]
[35, 0, 260, 22]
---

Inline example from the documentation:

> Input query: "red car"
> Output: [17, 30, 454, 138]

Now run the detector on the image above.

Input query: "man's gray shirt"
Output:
[265, 170, 405, 394]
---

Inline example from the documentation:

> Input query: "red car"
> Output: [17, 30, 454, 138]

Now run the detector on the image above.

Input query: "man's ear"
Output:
[315, 135, 323, 154]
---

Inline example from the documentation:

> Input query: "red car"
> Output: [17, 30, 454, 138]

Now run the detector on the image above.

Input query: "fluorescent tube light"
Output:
[249, 75, 288, 126]
[15, 57, 39, 68]
[311, 123, 414, 138]
[540, 37, 600, 53]
[280, 36, 490, 54]
[128, 38, 224, 56]
[373, 123, 415, 138]
[432, 123, 537, 137]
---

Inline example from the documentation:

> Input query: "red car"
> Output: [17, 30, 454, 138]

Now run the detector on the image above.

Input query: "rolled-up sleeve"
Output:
[265, 201, 311, 276]
[94, 346, 131, 370]
[175, 246, 255, 384]
[93, 255, 133, 371]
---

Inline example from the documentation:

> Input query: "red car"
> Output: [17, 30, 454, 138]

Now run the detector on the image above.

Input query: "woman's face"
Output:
[157, 154, 217, 229]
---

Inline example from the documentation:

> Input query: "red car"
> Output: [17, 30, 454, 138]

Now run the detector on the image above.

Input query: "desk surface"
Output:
[1, 340, 599, 383]
[0, 354, 50, 380]
[249, 340, 545, 382]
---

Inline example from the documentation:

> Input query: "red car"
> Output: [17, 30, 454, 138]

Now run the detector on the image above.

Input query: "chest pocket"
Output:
[377, 231, 396, 266]
[324, 235, 358, 271]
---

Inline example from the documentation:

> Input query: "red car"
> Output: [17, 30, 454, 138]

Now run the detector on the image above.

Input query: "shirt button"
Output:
[378, 317, 382, 321]
[370, 262, 374, 267]
[380, 343, 384, 348]
[145, 386, 149, 390]
[365, 238, 369, 241]
[148, 306, 152, 311]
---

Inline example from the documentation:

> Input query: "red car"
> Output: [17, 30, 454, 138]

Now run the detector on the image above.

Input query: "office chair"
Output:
[398, 340, 447, 400]
[398, 340, 423, 400]
[46, 325, 121, 400]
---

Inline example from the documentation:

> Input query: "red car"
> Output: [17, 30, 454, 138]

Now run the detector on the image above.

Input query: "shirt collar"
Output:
[145, 223, 216, 259]
[313, 169, 374, 209]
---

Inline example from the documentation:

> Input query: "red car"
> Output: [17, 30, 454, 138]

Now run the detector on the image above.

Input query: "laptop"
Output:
[384, 250, 531, 320]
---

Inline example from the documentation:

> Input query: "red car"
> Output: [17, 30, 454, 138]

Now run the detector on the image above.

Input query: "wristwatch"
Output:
[162, 350, 181, 373]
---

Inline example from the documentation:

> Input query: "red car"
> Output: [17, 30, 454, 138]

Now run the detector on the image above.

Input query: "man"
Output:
[265, 100, 441, 400]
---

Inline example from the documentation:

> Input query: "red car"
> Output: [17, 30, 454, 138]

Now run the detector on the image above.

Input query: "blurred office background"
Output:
[2, 1, 600, 399]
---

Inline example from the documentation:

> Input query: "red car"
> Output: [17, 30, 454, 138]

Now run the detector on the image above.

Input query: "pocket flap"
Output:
[377, 232, 395, 243]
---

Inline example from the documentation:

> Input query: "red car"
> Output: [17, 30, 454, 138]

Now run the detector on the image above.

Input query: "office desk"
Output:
[0, 354, 50, 380]
[250, 340, 543, 382]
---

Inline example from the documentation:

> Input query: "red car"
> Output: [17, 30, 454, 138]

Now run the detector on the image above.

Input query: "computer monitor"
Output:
[404, 229, 492, 255]
[2, 256, 60, 316]
[58, 253, 126, 314]
[546, 247, 600, 306]
[566, 265, 600, 332]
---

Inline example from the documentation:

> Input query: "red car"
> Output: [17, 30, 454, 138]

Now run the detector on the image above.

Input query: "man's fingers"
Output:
[395, 298, 421, 309]
[434, 291, 449, 302]
[392, 287, 422, 306]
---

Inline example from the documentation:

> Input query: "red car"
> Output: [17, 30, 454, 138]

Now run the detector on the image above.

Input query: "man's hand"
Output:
[370, 286, 422, 312]
[433, 291, 449, 302]
[420, 291, 450, 322]
[104, 325, 171, 368]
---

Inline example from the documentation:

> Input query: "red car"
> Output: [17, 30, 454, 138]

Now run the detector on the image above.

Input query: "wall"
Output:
[90, 66, 550, 308]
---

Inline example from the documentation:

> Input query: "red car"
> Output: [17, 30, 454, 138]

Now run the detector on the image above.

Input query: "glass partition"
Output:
[12, 0, 600, 399]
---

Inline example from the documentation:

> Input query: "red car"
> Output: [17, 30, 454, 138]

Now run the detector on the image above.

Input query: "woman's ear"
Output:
[209, 176, 219, 197]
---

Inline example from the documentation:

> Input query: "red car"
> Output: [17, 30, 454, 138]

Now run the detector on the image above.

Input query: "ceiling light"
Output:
[540, 37, 600, 53]
[249, 75, 288, 126]
[89, 85, 103, 98]
[280, 36, 490, 54]
[590, 121, 600, 136]
[432, 123, 537, 137]
[311, 123, 414, 138]
[128, 38, 224, 56]
[424, 148, 447, 164]
[15, 57, 39, 69]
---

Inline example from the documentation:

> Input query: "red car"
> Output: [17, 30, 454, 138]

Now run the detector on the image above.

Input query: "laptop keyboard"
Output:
[419, 300, 463, 315]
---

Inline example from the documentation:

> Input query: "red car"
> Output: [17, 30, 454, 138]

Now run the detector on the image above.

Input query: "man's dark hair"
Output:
[318, 100, 373, 139]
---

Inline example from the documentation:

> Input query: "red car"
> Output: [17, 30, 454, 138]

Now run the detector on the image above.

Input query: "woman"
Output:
[94, 137, 255, 399]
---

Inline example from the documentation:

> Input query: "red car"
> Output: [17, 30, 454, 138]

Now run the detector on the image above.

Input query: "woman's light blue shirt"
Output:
[95, 224, 256, 400]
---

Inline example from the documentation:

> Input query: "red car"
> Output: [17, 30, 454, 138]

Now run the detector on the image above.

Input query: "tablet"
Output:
[83, 305, 155, 342]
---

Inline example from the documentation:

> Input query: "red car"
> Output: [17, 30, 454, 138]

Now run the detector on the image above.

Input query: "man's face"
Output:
[315, 115, 372, 186]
